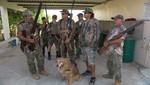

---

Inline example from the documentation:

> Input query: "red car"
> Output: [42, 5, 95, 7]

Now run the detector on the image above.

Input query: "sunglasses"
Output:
[84, 12, 88, 14]
[62, 13, 65, 15]
[84, 12, 92, 14]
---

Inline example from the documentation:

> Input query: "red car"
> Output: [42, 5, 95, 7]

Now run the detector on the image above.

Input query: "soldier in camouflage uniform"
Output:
[41, 17, 49, 58]
[57, 9, 76, 60]
[102, 15, 126, 85]
[79, 8, 100, 85]
[75, 13, 84, 58]
[47, 15, 61, 60]
[17, 10, 49, 80]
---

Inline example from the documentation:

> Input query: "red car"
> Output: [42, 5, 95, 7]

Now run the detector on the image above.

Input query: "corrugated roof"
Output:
[7, 0, 112, 10]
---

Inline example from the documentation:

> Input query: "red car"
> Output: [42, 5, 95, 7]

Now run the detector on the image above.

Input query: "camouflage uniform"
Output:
[58, 9, 76, 60]
[79, 8, 100, 85]
[105, 24, 126, 81]
[47, 18, 61, 58]
[41, 22, 48, 56]
[17, 10, 47, 75]
[79, 18, 100, 65]
[75, 13, 84, 58]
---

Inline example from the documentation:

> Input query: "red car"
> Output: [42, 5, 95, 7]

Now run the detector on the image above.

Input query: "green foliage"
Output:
[8, 8, 23, 36]
[7, 8, 45, 37]
[0, 16, 3, 29]
[8, 8, 23, 25]
[29, 8, 46, 24]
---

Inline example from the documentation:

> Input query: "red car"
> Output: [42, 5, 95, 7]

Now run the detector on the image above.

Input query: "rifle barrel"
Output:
[124, 20, 144, 33]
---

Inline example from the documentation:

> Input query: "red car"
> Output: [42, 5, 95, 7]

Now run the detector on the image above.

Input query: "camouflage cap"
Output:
[23, 10, 33, 17]
[83, 8, 93, 13]
[52, 15, 57, 19]
[77, 13, 83, 17]
[60, 9, 70, 14]
[111, 15, 124, 20]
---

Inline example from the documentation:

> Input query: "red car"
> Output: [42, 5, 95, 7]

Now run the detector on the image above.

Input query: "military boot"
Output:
[42, 47, 45, 57]
[114, 80, 121, 85]
[103, 73, 113, 79]
[39, 70, 49, 76]
[48, 52, 51, 60]
[32, 73, 40, 80]
[56, 51, 61, 58]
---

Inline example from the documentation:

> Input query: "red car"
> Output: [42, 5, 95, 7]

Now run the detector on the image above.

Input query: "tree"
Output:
[0, 16, 4, 41]
[7, 8, 45, 37]
[8, 8, 23, 25]
[0, 15, 3, 32]
[8, 8, 23, 37]
[29, 8, 46, 24]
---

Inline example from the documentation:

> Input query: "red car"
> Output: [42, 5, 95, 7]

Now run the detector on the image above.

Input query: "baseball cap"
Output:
[23, 10, 33, 17]
[77, 13, 83, 17]
[60, 9, 70, 14]
[83, 8, 93, 13]
[111, 15, 124, 20]
[52, 15, 57, 19]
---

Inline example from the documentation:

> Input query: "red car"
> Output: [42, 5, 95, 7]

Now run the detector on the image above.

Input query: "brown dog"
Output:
[56, 58, 80, 85]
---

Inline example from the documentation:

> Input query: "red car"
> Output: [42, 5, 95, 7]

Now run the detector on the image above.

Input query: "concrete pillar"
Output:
[0, 6, 10, 40]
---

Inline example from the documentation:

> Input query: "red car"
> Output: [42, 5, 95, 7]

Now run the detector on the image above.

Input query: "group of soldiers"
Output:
[17, 7, 126, 85]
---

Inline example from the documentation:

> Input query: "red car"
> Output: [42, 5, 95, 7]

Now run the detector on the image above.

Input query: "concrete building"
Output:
[1, 0, 150, 85]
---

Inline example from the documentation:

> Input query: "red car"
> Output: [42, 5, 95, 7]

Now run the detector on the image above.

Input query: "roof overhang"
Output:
[7, 0, 112, 10]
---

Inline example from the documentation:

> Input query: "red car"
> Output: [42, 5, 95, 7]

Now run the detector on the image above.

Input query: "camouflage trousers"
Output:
[106, 52, 122, 81]
[82, 47, 96, 65]
[74, 35, 81, 57]
[48, 35, 60, 51]
[74, 35, 79, 48]
[24, 46, 45, 74]
[41, 37, 48, 48]
[60, 40, 74, 60]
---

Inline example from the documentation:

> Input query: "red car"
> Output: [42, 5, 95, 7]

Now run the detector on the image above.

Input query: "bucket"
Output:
[11, 39, 16, 46]
[123, 38, 135, 63]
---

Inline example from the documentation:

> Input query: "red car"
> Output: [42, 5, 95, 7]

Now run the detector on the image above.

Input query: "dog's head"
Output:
[56, 58, 71, 73]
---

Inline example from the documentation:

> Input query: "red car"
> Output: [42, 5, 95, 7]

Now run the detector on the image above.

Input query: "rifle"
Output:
[28, 2, 42, 51]
[97, 20, 144, 55]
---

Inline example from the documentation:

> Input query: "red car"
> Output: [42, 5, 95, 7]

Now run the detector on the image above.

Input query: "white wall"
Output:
[93, 0, 147, 20]
[133, 21, 150, 68]
[92, 0, 150, 68]
[0, 6, 10, 40]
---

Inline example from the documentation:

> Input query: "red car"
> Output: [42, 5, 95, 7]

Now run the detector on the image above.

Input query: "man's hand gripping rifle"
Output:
[97, 20, 144, 55]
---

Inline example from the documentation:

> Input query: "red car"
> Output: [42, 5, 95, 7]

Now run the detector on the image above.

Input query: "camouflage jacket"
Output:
[57, 18, 76, 41]
[75, 19, 84, 35]
[47, 21, 58, 35]
[17, 20, 40, 51]
[106, 25, 126, 55]
[41, 23, 48, 38]
[79, 18, 100, 46]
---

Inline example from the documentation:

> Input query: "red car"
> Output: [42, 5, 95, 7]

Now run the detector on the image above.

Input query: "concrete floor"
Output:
[0, 38, 150, 85]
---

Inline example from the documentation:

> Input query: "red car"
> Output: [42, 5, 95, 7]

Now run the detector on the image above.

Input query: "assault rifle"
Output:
[97, 20, 144, 55]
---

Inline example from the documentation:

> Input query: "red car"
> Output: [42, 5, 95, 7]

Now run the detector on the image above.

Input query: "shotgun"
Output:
[97, 20, 144, 55]
[28, 2, 42, 51]
[21, 2, 42, 51]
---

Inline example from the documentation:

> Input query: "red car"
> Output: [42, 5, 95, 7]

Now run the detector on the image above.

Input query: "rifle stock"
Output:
[97, 20, 144, 55]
